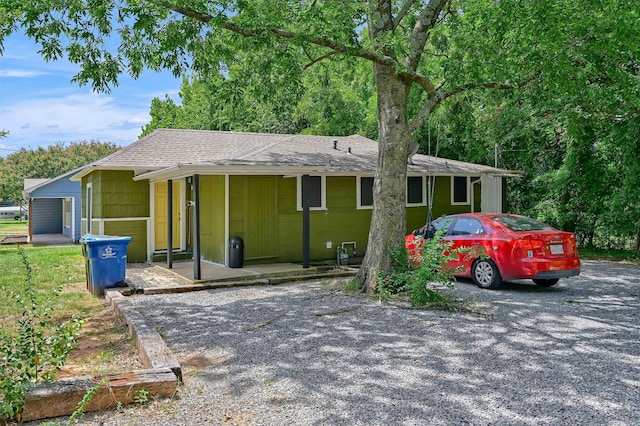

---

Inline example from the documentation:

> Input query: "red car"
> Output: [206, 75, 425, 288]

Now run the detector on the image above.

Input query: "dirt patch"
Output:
[56, 294, 143, 379]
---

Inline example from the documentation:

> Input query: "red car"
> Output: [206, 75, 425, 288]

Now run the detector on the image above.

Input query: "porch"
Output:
[127, 260, 357, 290]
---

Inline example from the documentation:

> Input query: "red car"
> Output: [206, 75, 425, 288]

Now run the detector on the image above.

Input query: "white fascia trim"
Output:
[134, 164, 326, 182]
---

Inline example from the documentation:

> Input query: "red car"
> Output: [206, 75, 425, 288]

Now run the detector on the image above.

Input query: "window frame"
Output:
[451, 176, 471, 205]
[296, 175, 327, 211]
[357, 176, 374, 209]
[85, 183, 93, 234]
[63, 198, 72, 230]
[406, 175, 427, 207]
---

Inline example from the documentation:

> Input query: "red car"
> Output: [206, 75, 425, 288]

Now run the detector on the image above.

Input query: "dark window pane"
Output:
[303, 176, 322, 208]
[360, 177, 374, 206]
[453, 176, 468, 203]
[493, 215, 555, 231]
[407, 176, 423, 204]
[451, 218, 485, 235]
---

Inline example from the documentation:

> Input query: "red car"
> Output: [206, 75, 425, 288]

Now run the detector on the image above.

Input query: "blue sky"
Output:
[0, 32, 182, 158]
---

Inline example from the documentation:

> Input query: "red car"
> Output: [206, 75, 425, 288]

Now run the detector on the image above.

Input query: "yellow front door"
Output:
[154, 181, 181, 251]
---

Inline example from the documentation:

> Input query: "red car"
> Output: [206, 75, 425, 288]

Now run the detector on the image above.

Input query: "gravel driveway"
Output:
[79, 260, 639, 425]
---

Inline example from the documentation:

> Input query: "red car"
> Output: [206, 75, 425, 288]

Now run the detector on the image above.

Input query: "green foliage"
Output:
[134, 388, 149, 405]
[65, 378, 109, 426]
[0, 247, 82, 421]
[0, 140, 118, 203]
[378, 230, 460, 309]
[141, 54, 377, 139]
[342, 279, 360, 293]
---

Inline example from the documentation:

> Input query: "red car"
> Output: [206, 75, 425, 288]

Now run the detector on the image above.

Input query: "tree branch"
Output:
[407, 79, 522, 138]
[303, 51, 341, 70]
[440, 81, 515, 101]
[393, 0, 418, 29]
[163, 1, 439, 95]
[404, 0, 450, 71]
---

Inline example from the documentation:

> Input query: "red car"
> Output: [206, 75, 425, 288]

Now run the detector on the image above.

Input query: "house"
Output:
[71, 129, 515, 276]
[23, 168, 83, 243]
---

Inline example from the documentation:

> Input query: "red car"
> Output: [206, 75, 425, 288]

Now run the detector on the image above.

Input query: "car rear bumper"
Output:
[499, 257, 581, 281]
[533, 268, 581, 279]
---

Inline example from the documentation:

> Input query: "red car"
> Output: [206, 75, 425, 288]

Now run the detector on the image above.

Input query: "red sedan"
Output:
[405, 213, 581, 289]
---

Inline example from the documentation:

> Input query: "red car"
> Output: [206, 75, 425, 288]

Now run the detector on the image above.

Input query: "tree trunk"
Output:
[356, 63, 411, 293]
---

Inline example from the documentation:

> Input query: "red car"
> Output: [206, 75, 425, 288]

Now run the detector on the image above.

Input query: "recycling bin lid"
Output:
[81, 235, 132, 244]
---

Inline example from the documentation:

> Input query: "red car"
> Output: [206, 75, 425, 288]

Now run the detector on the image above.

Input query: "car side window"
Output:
[451, 218, 485, 236]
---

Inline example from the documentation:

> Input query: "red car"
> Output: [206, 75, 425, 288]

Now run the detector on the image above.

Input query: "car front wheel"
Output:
[472, 258, 502, 289]
[533, 278, 559, 287]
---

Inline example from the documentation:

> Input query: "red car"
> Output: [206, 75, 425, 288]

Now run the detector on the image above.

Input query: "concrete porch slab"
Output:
[151, 260, 318, 283]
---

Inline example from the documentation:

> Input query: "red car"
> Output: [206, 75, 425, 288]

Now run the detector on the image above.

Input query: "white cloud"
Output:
[0, 69, 49, 78]
[0, 91, 152, 149]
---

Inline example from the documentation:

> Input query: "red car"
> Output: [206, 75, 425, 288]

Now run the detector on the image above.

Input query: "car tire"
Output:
[471, 258, 502, 289]
[533, 278, 559, 287]
[15, 216, 20, 220]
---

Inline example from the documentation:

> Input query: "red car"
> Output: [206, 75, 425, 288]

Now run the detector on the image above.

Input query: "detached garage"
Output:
[23, 168, 82, 244]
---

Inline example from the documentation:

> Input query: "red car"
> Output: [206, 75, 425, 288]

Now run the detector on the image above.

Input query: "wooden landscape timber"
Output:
[21, 368, 177, 422]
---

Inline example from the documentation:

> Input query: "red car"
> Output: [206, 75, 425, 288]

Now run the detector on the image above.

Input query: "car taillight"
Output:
[566, 234, 577, 255]
[513, 239, 544, 257]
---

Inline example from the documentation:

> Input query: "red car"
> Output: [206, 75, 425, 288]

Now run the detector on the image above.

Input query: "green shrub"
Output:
[378, 229, 465, 308]
[0, 247, 82, 422]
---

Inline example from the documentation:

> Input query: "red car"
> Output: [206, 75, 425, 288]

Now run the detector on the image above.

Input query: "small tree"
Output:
[0, 248, 82, 421]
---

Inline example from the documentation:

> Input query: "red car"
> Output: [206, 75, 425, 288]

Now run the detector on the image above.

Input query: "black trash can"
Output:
[229, 237, 244, 268]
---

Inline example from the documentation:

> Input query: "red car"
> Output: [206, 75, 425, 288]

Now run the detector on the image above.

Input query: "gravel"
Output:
[64, 260, 640, 425]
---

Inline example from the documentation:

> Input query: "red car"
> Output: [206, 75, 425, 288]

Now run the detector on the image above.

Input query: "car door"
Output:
[444, 216, 487, 277]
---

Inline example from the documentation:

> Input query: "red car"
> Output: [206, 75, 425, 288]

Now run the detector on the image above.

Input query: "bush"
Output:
[378, 229, 463, 308]
[0, 247, 82, 422]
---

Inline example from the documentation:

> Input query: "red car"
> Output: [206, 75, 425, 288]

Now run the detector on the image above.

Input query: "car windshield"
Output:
[492, 215, 555, 231]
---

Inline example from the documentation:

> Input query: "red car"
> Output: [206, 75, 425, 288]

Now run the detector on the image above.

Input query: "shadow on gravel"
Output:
[122, 261, 640, 425]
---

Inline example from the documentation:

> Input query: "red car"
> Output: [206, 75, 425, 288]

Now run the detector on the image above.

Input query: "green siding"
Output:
[277, 176, 371, 263]
[82, 170, 150, 263]
[229, 176, 279, 262]
[199, 175, 226, 264]
[82, 171, 149, 218]
[103, 220, 148, 263]
[406, 176, 480, 232]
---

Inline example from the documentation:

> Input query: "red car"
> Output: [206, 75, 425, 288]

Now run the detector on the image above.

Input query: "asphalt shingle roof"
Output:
[85, 129, 511, 176]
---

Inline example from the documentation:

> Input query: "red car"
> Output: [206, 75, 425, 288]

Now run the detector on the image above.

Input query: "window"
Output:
[407, 176, 426, 206]
[452, 176, 470, 205]
[85, 183, 92, 234]
[451, 217, 485, 236]
[297, 175, 326, 210]
[63, 198, 72, 229]
[357, 176, 374, 209]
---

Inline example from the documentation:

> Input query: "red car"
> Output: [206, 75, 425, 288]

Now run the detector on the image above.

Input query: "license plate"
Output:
[550, 244, 564, 255]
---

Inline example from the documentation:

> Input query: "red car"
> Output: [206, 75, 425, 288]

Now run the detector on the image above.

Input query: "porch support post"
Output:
[167, 179, 173, 269]
[302, 174, 310, 268]
[192, 174, 201, 280]
[28, 198, 33, 243]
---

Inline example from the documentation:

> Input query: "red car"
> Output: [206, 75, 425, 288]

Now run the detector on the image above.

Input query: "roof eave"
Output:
[133, 164, 331, 182]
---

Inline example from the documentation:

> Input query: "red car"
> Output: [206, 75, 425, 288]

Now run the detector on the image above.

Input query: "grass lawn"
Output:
[0, 244, 135, 377]
[0, 220, 27, 239]
[0, 244, 98, 323]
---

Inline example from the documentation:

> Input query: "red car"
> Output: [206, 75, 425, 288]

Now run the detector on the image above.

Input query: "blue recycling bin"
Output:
[81, 235, 132, 296]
